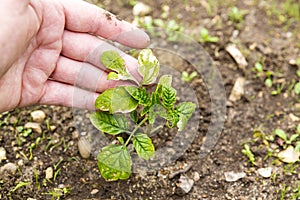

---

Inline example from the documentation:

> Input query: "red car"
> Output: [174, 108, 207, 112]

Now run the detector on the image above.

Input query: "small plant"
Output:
[228, 6, 248, 28]
[198, 28, 219, 44]
[136, 17, 184, 41]
[90, 49, 196, 181]
[181, 71, 198, 83]
[253, 61, 273, 88]
[275, 129, 298, 147]
[294, 82, 300, 95]
[271, 83, 286, 95]
[242, 144, 256, 165]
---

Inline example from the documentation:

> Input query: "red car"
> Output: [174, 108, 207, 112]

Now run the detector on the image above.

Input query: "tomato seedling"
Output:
[90, 49, 196, 181]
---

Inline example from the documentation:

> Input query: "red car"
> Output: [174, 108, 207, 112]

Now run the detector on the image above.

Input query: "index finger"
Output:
[61, 0, 150, 49]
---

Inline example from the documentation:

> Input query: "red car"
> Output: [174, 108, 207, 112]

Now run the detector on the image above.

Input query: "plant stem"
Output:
[125, 117, 148, 146]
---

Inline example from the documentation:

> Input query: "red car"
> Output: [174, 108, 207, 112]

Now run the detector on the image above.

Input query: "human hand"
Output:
[0, 0, 150, 113]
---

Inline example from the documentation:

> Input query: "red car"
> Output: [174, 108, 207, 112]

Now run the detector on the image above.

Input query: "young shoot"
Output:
[90, 49, 196, 181]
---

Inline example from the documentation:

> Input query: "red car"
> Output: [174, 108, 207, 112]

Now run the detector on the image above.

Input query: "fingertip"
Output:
[114, 28, 150, 49]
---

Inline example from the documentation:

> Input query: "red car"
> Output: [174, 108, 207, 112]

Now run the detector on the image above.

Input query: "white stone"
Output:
[133, 2, 152, 16]
[177, 175, 194, 193]
[30, 110, 46, 122]
[278, 146, 300, 163]
[24, 122, 42, 134]
[91, 189, 99, 195]
[229, 77, 246, 102]
[0, 147, 7, 162]
[224, 171, 246, 182]
[78, 137, 92, 159]
[225, 44, 248, 69]
[0, 163, 18, 174]
[45, 167, 54, 179]
[257, 167, 272, 178]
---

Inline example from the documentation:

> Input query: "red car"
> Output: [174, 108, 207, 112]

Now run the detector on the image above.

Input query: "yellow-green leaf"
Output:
[90, 111, 128, 135]
[97, 144, 131, 181]
[138, 49, 160, 85]
[176, 102, 196, 131]
[95, 87, 138, 113]
[133, 134, 155, 160]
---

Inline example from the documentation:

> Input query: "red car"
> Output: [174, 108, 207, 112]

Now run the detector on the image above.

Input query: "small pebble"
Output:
[224, 171, 246, 182]
[24, 122, 42, 134]
[0, 163, 18, 175]
[0, 147, 7, 162]
[45, 167, 54, 179]
[133, 2, 152, 16]
[289, 113, 300, 122]
[17, 159, 24, 166]
[27, 198, 37, 200]
[30, 110, 46, 122]
[193, 171, 200, 182]
[91, 189, 99, 195]
[50, 125, 56, 131]
[78, 137, 92, 159]
[278, 146, 300, 163]
[177, 175, 194, 193]
[257, 167, 272, 178]
[229, 77, 246, 102]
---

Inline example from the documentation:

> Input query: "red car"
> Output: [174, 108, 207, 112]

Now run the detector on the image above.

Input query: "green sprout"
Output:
[198, 28, 219, 44]
[242, 144, 256, 165]
[90, 49, 196, 181]
[228, 6, 248, 25]
[294, 82, 300, 95]
[181, 71, 198, 83]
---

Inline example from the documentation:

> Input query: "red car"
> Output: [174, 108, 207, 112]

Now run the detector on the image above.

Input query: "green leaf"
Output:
[117, 137, 125, 145]
[125, 86, 151, 106]
[95, 87, 138, 113]
[275, 129, 287, 141]
[265, 78, 272, 88]
[101, 51, 126, 75]
[176, 102, 196, 131]
[161, 86, 177, 108]
[90, 111, 128, 135]
[101, 51, 133, 81]
[165, 109, 179, 128]
[156, 75, 173, 94]
[130, 110, 138, 123]
[148, 104, 167, 125]
[288, 134, 298, 144]
[133, 134, 155, 160]
[295, 141, 300, 152]
[294, 82, 300, 94]
[107, 72, 119, 80]
[97, 144, 131, 181]
[297, 124, 300, 134]
[138, 49, 160, 85]
[158, 75, 172, 87]
[95, 89, 113, 112]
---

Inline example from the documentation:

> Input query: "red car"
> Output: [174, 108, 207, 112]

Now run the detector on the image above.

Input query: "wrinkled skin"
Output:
[0, 0, 149, 113]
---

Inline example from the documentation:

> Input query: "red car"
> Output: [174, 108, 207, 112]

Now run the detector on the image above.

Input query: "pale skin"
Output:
[0, 0, 150, 113]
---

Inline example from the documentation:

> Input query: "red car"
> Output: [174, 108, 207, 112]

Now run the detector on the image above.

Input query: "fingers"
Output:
[61, 30, 142, 80]
[51, 56, 125, 93]
[39, 80, 98, 110]
[60, 0, 150, 49]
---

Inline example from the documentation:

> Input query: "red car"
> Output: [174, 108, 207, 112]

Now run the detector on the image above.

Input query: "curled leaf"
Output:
[97, 144, 132, 181]
[125, 86, 151, 106]
[138, 49, 160, 85]
[101, 50, 134, 81]
[162, 86, 177, 108]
